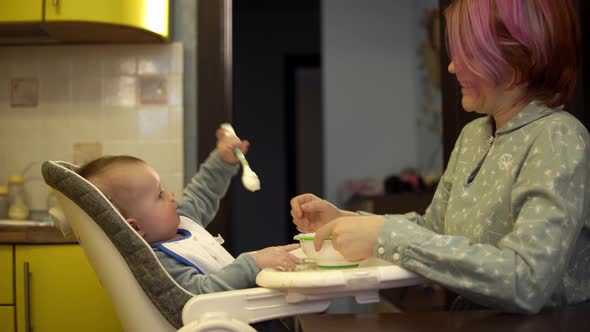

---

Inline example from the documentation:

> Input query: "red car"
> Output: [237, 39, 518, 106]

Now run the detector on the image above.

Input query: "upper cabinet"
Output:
[0, 0, 169, 44]
[0, 0, 42, 22]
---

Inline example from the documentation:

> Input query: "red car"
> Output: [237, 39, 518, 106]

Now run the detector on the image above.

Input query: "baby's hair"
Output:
[78, 155, 145, 179]
[77, 155, 145, 217]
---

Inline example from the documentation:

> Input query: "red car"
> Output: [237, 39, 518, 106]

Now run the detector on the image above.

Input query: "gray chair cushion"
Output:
[42, 160, 192, 328]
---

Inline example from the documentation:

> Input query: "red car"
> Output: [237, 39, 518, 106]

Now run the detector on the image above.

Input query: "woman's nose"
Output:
[448, 61, 456, 74]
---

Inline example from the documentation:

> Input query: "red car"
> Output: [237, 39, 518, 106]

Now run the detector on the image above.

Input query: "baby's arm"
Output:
[178, 151, 238, 227]
[156, 243, 300, 294]
[178, 128, 249, 227]
[156, 250, 259, 293]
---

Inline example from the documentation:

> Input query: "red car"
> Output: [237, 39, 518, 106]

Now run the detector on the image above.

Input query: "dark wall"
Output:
[231, 1, 320, 253]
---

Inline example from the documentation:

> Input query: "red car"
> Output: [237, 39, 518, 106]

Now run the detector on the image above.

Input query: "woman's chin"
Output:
[461, 100, 476, 113]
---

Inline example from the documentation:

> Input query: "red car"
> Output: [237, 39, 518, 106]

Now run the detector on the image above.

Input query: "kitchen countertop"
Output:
[0, 220, 77, 244]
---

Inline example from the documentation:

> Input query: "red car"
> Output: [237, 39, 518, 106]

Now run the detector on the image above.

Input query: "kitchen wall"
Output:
[0, 43, 184, 213]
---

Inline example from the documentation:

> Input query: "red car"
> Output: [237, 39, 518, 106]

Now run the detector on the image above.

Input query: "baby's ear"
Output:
[127, 218, 145, 237]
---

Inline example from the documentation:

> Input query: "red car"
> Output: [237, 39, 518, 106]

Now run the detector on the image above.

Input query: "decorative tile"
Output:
[0, 44, 184, 209]
[11, 78, 38, 107]
[138, 75, 168, 105]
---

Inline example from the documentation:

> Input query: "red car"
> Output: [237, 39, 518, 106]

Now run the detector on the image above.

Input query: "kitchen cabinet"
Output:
[43, 0, 169, 42]
[0, 245, 13, 305]
[0, 0, 169, 44]
[0, 245, 14, 332]
[0, 0, 41, 23]
[45, 0, 168, 35]
[0, 306, 15, 332]
[13, 244, 123, 332]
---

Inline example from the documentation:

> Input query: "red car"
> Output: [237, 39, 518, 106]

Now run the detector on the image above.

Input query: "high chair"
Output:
[42, 160, 423, 332]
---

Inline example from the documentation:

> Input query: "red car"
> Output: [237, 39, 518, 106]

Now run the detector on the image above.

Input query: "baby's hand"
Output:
[216, 127, 250, 164]
[253, 243, 301, 271]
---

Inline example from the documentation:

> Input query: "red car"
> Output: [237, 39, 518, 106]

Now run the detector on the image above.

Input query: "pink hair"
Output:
[444, 0, 580, 107]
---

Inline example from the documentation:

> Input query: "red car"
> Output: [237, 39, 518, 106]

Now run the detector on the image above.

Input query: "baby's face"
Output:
[108, 162, 180, 243]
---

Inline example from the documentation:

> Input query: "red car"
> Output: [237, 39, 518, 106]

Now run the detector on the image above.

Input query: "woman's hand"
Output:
[290, 194, 354, 233]
[314, 215, 385, 262]
[216, 127, 250, 164]
[253, 243, 301, 271]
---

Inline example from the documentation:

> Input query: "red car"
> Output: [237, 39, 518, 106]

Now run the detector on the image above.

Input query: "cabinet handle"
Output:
[52, 0, 58, 6]
[24, 261, 31, 332]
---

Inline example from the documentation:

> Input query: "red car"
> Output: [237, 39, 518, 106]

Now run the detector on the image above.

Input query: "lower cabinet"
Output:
[0, 306, 15, 332]
[0, 245, 14, 332]
[14, 244, 123, 332]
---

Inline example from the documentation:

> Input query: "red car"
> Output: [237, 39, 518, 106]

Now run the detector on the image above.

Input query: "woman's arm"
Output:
[400, 127, 464, 233]
[374, 123, 589, 313]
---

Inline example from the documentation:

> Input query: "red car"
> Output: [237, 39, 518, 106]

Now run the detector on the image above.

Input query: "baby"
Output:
[78, 128, 300, 294]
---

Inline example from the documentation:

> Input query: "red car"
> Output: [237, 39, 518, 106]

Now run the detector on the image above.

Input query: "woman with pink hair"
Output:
[291, 0, 588, 313]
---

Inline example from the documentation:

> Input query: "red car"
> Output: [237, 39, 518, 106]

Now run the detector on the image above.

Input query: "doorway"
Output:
[230, 0, 321, 254]
[285, 55, 323, 239]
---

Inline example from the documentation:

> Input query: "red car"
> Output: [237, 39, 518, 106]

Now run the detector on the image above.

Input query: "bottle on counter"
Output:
[0, 185, 9, 219]
[7, 175, 29, 220]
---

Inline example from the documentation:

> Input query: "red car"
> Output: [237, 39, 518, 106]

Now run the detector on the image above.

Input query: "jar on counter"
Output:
[0, 185, 8, 219]
[7, 175, 29, 220]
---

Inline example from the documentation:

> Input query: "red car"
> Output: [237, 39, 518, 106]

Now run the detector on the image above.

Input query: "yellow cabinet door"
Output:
[0, 245, 13, 305]
[44, 0, 169, 38]
[15, 245, 123, 332]
[0, 306, 15, 332]
[0, 0, 43, 23]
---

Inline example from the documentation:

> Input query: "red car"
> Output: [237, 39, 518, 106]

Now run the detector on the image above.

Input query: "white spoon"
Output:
[220, 123, 261, 192]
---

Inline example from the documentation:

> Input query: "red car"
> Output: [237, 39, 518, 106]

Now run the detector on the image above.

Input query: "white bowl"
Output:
[294, 233, 358, 268]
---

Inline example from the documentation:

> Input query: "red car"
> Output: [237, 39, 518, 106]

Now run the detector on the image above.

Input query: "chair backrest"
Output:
[42, 161, 193, 331]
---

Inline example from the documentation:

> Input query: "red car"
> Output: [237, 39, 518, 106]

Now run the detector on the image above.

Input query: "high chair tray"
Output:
[256, 258, 422, 291]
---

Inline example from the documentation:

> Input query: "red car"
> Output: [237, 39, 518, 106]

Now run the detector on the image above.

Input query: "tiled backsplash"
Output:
[0, 43, 184, 212]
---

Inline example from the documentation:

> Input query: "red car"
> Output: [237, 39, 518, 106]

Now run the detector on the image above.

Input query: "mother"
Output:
[291, 0, 588, 314]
